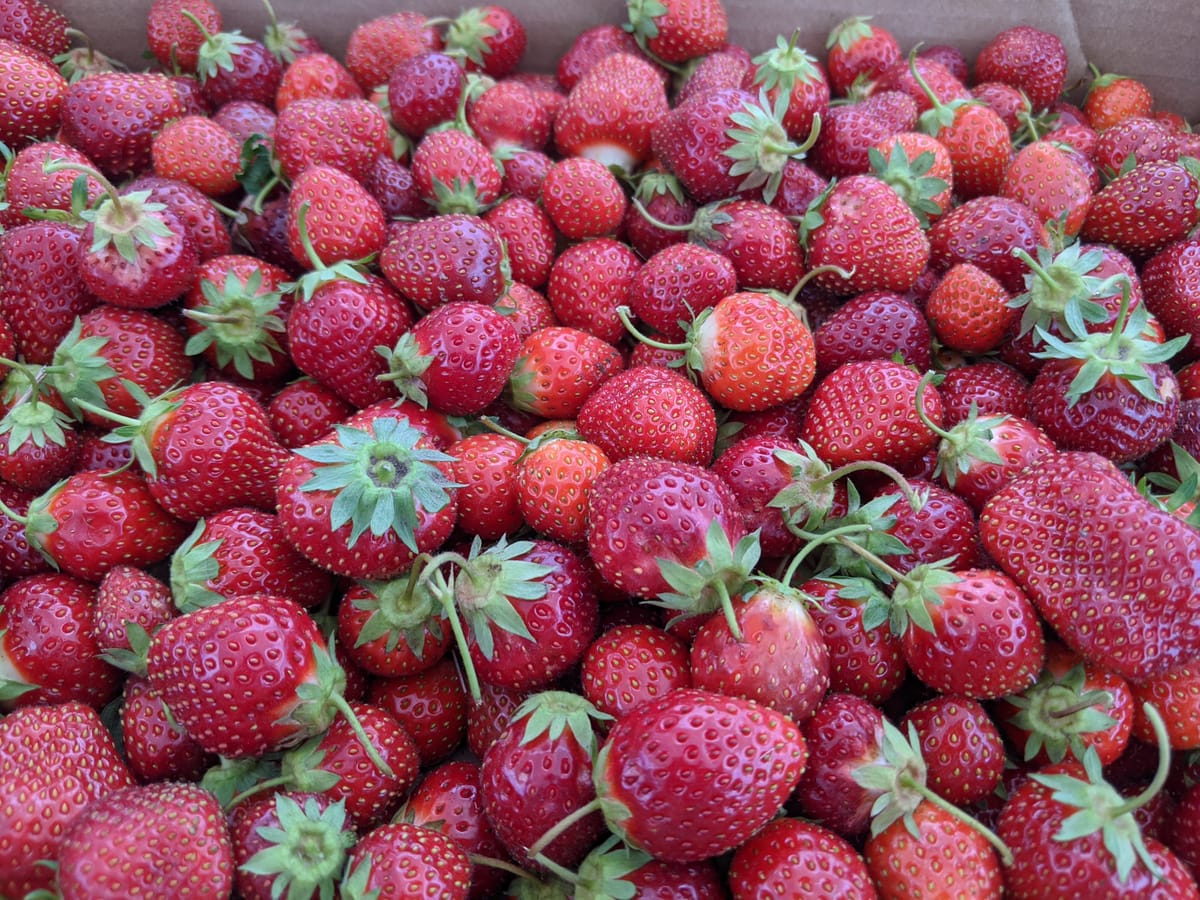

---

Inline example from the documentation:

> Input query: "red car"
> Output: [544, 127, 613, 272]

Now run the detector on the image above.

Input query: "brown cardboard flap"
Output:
[51, 0, 1198, 119]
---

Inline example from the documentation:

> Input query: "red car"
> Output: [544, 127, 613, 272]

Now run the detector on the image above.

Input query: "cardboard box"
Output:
[51, 0, 1200, 121]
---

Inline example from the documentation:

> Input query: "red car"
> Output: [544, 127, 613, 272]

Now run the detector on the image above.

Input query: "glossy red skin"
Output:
[0, 702, 135, 898]
[546, 236, 642, 345]
[1169, 782, 1200, 873]
[145, 381, 289, 522]
[403, 760, 510, 900]
[480, 703, 605, 870]
[508, 325, 624, 420]
[77, 206, 199, 311]
[448, 433, 524, 540]
[541, 156, 627, 241]
[0, 481, 50, 580]
[938, 360, 1031, 425]
[790, 692, 884, 837]
[367, 656, 469, 766]
[516, 436, 611, 545]
[230, 791, 341, 900]
[0, 573, 119, 710]
[813, 290, 932, 375]
[1082, 160, 1200, 258]
[1, 141, 104, 230]
[344, 822, 471, 900]
[181, 506, 334, 611]
[0, 413, 81, 493]
[146, 594, 327, 758]
[410, 128, 503, 211]
[700, 199, 805, 294]
[651, 88, 761, 204]
[876, 55, 970, 114]
[1143, 237, 1200, 362]
[810, 102, 897, 178]
[267, 378, 355, 449]
[623, 175, 697, 259]
[981, 451, 1200, 681]
[466, 681, 530, 759]
[586, 456, 744, 599]
[596, 688, 808, 862]
[0, 222, 102, 364]
[555, 23, 643, 90]
[483, 197, 556, 287]
[29, 467, 188, 583]
[287, 165, 387, 266]
[874, 478, 985, 573]
[939, 414, 1058, 511]
[1128, 661, 1200, 750]
[928, 195, 1048, 294]
[900, 695, 1005, 806]
[461, 539, 599, 692]
[407, 301, 521, 416]
[710, 435, 805, 558]
[802, 577, 908, 706]
[576, 365, 717, 466]
[287, 273, 415, 410]
[337, 575, 451, 676]
[274, 97, 390, 182]
[386, 50, 464, 138]
[1029, 361, 1180, 464]
[975, 25, 1067, 111]
[56, 782, 234, 899]
[120, 675, 214, 784]
[381, 214, 507, 311]
[580, 623, 692, 720]
[128, 174, 232, 263]
[1000, 760, 1200, 900]
[93, 564, 174, 654]
[59, 72, 187, 175]
[690, 582, 831, 723]
[0, 0, 71, 58]
[199, 36, 281, 108]
[866, 801, 1003, 899]
[729, 817, 877, 900]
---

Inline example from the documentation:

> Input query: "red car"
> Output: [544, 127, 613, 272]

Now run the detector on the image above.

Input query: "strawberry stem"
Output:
[414, 551, 480, 700]
[293, 202, 326, 271]
[1112, 703, 1171, 819]
[615, 305, 689, 351]
[42, 158, 125, 219]
[816, 460, 923, 511]
[327, 691, 396, 780]
[779, 522, 876, 585]
[898, 775, 1014, 866]
[226, 773, 292, 810]
[468, 855, 536, 880]
[527, 798, 602, 860]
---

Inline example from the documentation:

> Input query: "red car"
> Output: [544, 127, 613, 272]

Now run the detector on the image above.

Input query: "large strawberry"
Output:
[624, 0, 728, 64]
[0, 40, 67, 149]
[981, 451, 1200, 681]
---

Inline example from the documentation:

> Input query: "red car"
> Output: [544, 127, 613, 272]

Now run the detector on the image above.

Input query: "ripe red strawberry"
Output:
[0, 701, 135, 898]
[623, 166, 697, 257]
[380, 213, 507, 311]
[580, 622, 692, 720]
[364, 154, 424, 221]
[1083, 71, 1155, 132]
[900, 694, 1006, 806]
[541, 156, 628, 241]
[275, 51, 362, 108]
[481, 197, 555, 290]
[467, 78, 553, 151]
[625, 242, 737, 342]
[265, 378, 354, 449]
[692, 198, 805, 292]
[385, 50, 464, 139]
[545, 236, 641, 345]
[469, 686, 539, 756]
[0, 40, 67, 149]
[480, 690, 609, 869]
[812, 290, 932, 374]
[151, 115, 241, 197]
[553, 51, 669, 169]
[1081, 158, 1200, 257]
[1143, 238, 1200, 362]
[928, 195, 1048, 294]
[145, 0, 221, 71]
[444, 4, 527, 77]
[0, 572, 121, 710]
[576, 364, 716, 465]
[273, 97, 392, 182]
[128, 172, 232, 263]
[275, 407, 458, 579]
[975, 25, 1068, 111]
[56, 782, 234, 898]
[556, 23, 645, 90]
[448, 432, 524, 540]
[925, 262, 1017, 354]
[824, 16, 901, 95]
[981, 450, 1200, 681]
[1002, 140, 1095, 237]
[594, 688, 807, 862]
[120, 674, 215, 783]
[516, 433, 611, 545]
[410, 127, 503, 215]
[92, 564, 174, 655]
[801, 358, 942, 469]
[0, 140, 103, 229]
[381, 300, 521, 416]
[287, 166, 387, 267]
[624, 0, 728, 64]
[1128, 661, 1200, 750]
[803, 174, 930, 295]
[341, 821, 472, 899]
[1, 0, 71, 58]
[914, 78, 1013, 200]
[729, 817, 875, 899]
[336, 572, 452, 678]
[507, 325, 624, 419]
[367, 655, 469, 765]
[59, 72, 188, 176]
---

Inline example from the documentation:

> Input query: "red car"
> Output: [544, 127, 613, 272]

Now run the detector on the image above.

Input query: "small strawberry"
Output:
[151, 114, 241, 197]
[729, 817, 875, 899]
[507, 325, 624, 420]
[275, 51, 362, 108]
[1001, 140, 1095, 237]
[287, 167, 387, 268]
[545, 236, 642, 344]
[516, 430, 612, 545]
[380, 213, 507, 311]
[925, 262, 1017, 354]
[444, 4, 527, 78]
[340, 821, 472, 899]
[449, 432, 525, 541]
[623, 0, 728, 65]
[467, 78, 553, 151]
[580, 622, 692, 720]
[540, 156, 628, 240]
[824, 16, 902, 96]
[1083, 69, 1155, 132]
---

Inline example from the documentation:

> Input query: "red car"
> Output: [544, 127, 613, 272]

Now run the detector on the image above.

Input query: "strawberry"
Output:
[572, 838, 727, 898]
[444, 4, 527, 78]
[729, 817, 876, 899]
[56, 782, 234, 898]
[900, 694, 1006, 806]
[623, 166, 697, 257]
[546, 236, 642, 344]
[145, 0, 222, 72]
[151, 114, 241, 197]
[169, 506, 333, 613]
[273, 97, 392, 183]
[939, 361, 1032, 425]
[690, 577, 831, 722]
[974, 25, 1068, 112]
[868, 131, 954, 224]
[386, 50, 465, 139]
[626, 242, 737, 342]
[266, 378, 354, 449]
[400, 759, 511, 900]
[924, 262, 1017, 354]
[275, 51, 362, 108]
[287, 166, 387, 267]
[802, 174, 931, 295]
[449, 432, 525, 540]
[410, 127, 503, 216]
[624, 0, 728, 64]
[808, 94, 907, 178]
[59, 72, 188, 176]
[928, 194, 1048, 294]
[480, 690, 609, 869]
[752, 32, 831, 142]
[556, 23, 644, 90]
[1001, 140, 1095, 237]
[0, 140, 103, 229]
[344, 9, 442, 92]
[1129, 661, 1200, 750]
[381, 300, 521, 416]
[1143, 237, 1200, 360]
[367, 655, 470, 765]
[92, 563, 174, 655]
[1083, 70, 1155, 132]
[579, 622, 692, 720]
[691, 198, 805, 292]
[363, 154, 424, 221]
[120, 673, 215, 783]
[0, 701, 135, 898]
[541, 156, 628, 240]
[516, 431, 611, 545]
[824, 16, 902, 96]
[553, 51, 670, 170]
[507, 325, 623, 420]
[0, 572, 121, 710]
[467, 78, 553, 151]
[800, 358, 942, 470]
[812, 290, 932, 374]
[275, 408, 458, 579]
[380, 213, 507, 311]
[129, 173, 232, 263]
[186, 15, 282, 108]
[0, 39, 67, 149]
[593, 688, 807, 862]
[341, 821, 472, 899]
[981, 451, 1200, 681]
[0, 0, 71, 59]
[577, 362, 717, 465]
[1081, 158, 1200, 258]
[335, 571, 452, 678]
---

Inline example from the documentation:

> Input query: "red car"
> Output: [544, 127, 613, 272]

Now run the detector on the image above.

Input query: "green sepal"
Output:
[183, 267, 286, 381]
[852, 718, 929, 839]
[885, 561, 960, 637]
[348, 570, 447, 660]
[768, 441, 840, 532]
[1003, 663, 1118, 765]
[239, 794, 356, 900]
[0, 395, 75, 455]
[444, 6, 500, 69]
[375, 331, 434, 409]
[452, 535, 554, 660]
[201, 754, 284, 809]
[932, 404, 1009, 489]
[513, 690, 612, 759]
[98, 621, 152, 676]
[574, 834, 652, 900]
[623, 0, 668, 44]
[169, 520, 226, 613]
[652, 520, 761, 618]
[278, 738, 343, 794]
[339, 856, 381, 900]
[48, 317, 117, 419]
[79, 189, 175, 267]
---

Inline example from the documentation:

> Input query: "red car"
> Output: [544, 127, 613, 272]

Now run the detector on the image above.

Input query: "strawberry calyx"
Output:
[97, 621, 152, 676]
[201, 755, 283, 808]
[0, 621, 40, 702]
[183, 268, 288, 381]
[342, 565, 448, 662]
[0, 386, 76, 455]
[623, 0, 682, 72]
[753, 30, 824, 95]
[868, 144, 949, 227]
[632, 167, 687, 207]
[571, 834, 655, 899]
[908, 45, 977, 135]
[652, 520, 761, 641]
[47, 318, 119, 420]
[1003, 664, 1119, 765]
[444, 6, 501, 70]
[825, 15, 877, 53]
[1009, 242, 1125, 342]
[55, 29, 124, 83]
[1032, 282, 1189, 405]
[768, 442, 843, 532]
[260, 0, 314, 65]
[1139, 442, 1200, 528]
[375, 332, 434, 408]
[169, 520, 227, 612]
[724, 89, 821, 204]
[854, 718, 1014, 865]
[239, 794, 357, 900]
[180, 9, 255, 84]
[868, 559, 960, 637]
[913, 373, 1006, 490]
[295, 416, 459, 550]
[1029, 703, 1172, 883]
[72, 382, 182, 478]
[513, 690, 612, 757]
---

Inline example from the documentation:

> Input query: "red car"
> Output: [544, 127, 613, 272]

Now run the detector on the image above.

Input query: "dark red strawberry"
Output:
[367, 655, 469, 766]
[341, 821, 472, 899]
[729, 816, 876, 898]
[0, 40, 67, 150]
[380, 213, 507, 311]
[120, 674, 215, 783]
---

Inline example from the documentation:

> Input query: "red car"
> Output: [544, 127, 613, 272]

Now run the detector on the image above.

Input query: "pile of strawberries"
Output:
[3, 0, 1200, 896]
